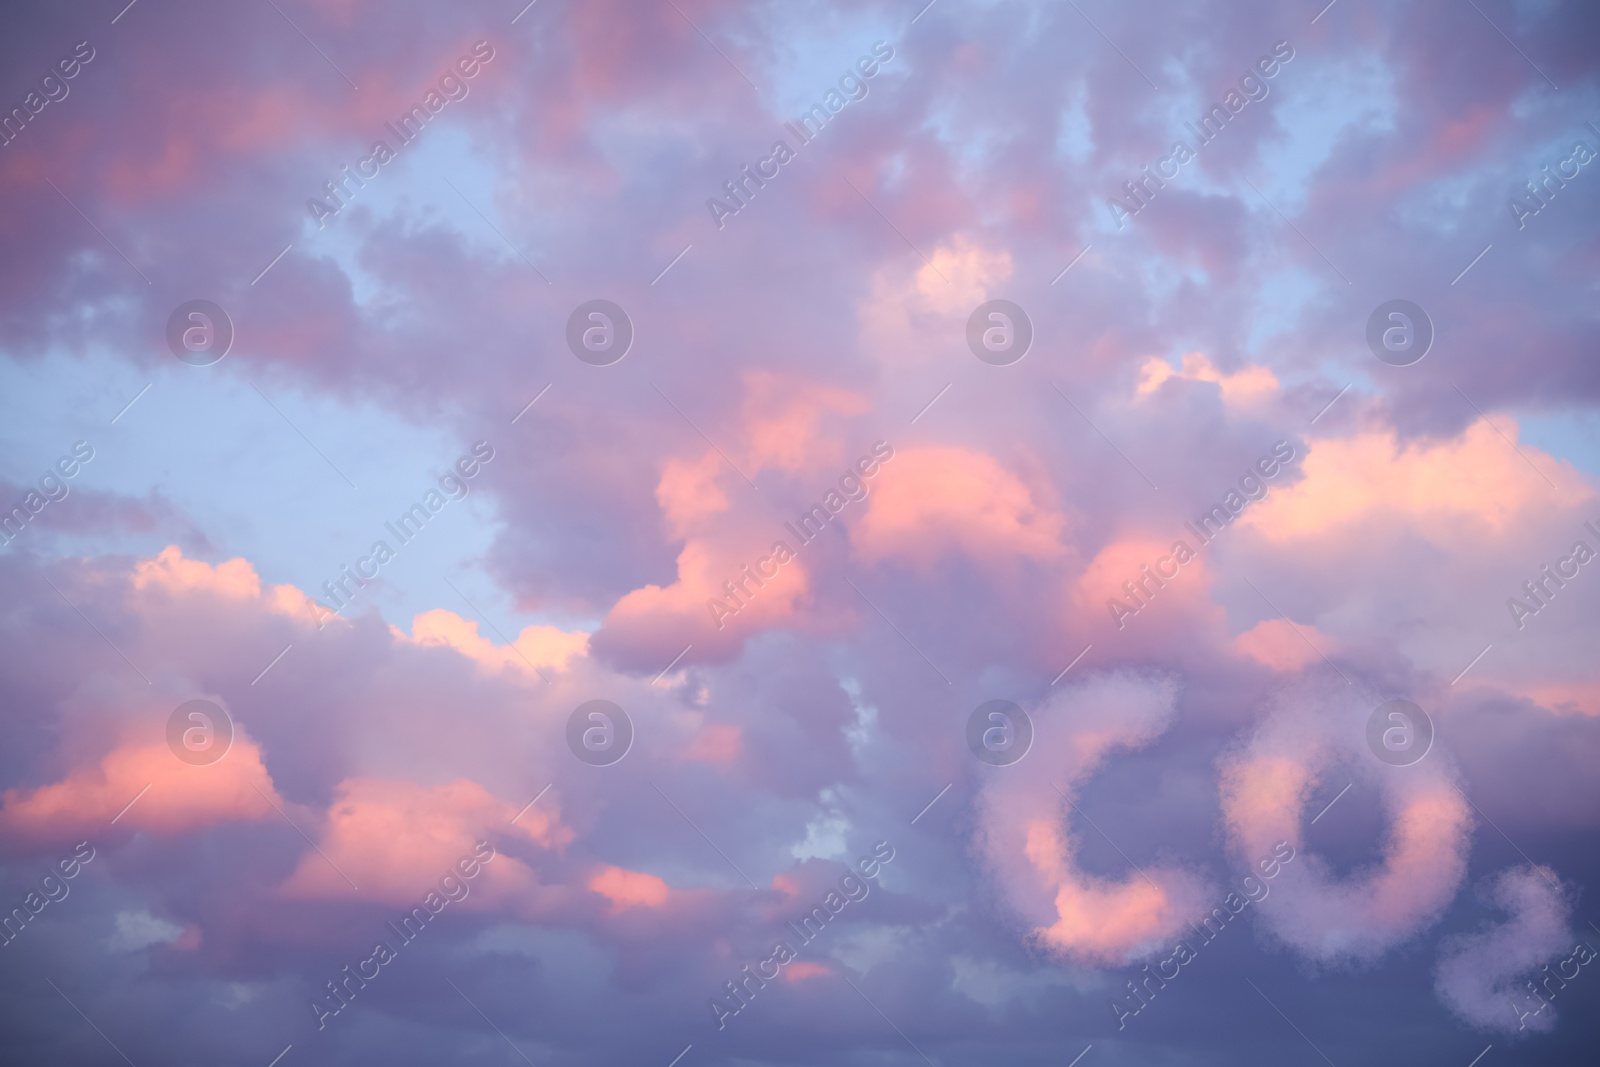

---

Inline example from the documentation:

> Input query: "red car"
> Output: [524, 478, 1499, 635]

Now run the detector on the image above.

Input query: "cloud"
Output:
[1233, 618, 1338, 672]
[107, 909, 186, 953]
[591, 538, 816, 669]
[1240, 421, 1588, 542]
[681, 722, 743, 764]
[279, 778, 570, 908]
[133, 545, 311, 619]
[589, 865, 672, 911]
[393, 609, 588, 679]
[1136, 352, 1279, 409]
[1219, 677, 1472, 964]
[0, 734, 280, 846]
[853, 446, 1067, 570]
[0, 0, 1598, 1062]
[1434, 867, 1575, 1034]
[738, 370, 870, 475]
[973, 671, 1210, 965]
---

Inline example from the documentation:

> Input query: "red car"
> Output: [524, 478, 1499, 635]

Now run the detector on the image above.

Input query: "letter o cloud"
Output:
[1218, 677, 1472, 965]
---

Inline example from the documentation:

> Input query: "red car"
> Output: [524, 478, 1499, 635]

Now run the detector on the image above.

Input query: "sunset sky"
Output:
[1, 1, 1597, 1065]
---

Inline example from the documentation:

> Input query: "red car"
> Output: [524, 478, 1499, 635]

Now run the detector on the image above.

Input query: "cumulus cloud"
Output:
[853, 446, 1067, 570]
[1, 0, 1598, 1062]
[393, 609, 588, 679]
[278, 778, 571, 907]
[1239, 421, 1588, 542]
[0, 733, 280, 845]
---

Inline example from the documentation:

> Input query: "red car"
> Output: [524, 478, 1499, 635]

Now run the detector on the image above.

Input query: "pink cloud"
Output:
[738, 370, 869, 475]
[279, 778, 571, 908]
[393, 609, 588, 679]
[0, 732, 279, 845]
[973, 671, 1211, 965]
[593, 537, 816, 668]
[133, 545, 310, 619]
[1219, 678, 1473, 964]
[589, 865, 672, 911]
[853, 446, 1066, 570]
[681, 722, 743, 765]
[1240, 421, 1588, 542]
[1070, 534, 1221, 638]
[1234, 618, 1338, 673]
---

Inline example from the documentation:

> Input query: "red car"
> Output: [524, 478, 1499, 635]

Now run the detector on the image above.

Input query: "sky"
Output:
[0, 1, 1598, 1065]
